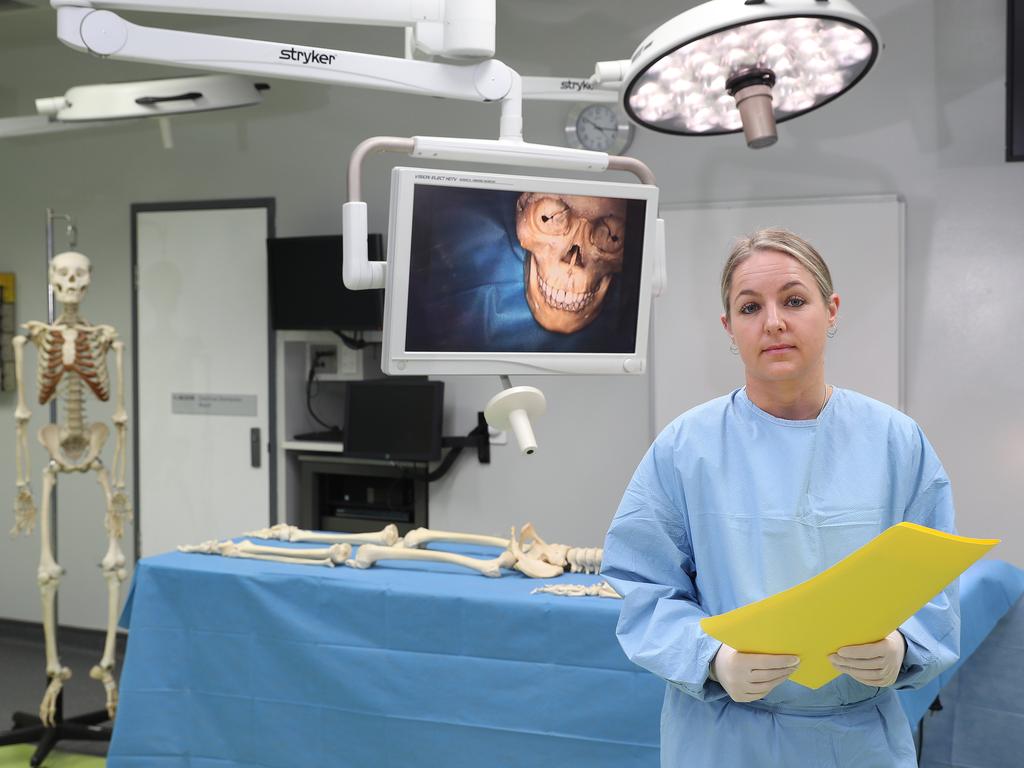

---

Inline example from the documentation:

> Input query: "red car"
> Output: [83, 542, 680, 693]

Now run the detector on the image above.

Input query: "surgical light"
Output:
[620, 0, 880, 148]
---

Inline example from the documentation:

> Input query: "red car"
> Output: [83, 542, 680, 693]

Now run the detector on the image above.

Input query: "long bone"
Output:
[400, 528, 508, 549]
[179, 538, 352, 567]
[346, 543, 517, 578]
[401, 522, 604, 576]
[245, 522, 399, 547]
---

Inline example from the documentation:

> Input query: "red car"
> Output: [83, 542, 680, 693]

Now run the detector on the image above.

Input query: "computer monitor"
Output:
[342, 379, 444, 462]
[268, 233, 384, 331]
[382, 167, 659, 375]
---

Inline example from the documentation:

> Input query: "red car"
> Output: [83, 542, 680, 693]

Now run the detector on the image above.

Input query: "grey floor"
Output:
[0, 620, 124, 757]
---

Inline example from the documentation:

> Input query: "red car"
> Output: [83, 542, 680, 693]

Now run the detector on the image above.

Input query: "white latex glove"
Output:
[829, 630, 906, 687]
[709, 643, 800, 703]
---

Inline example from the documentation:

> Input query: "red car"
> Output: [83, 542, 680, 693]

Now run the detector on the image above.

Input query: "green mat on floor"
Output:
[0, 745, 104, 767]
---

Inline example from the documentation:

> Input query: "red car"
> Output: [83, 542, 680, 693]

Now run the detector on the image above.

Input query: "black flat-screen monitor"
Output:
[268, 234, 385, 330]
[1010, 0, 1024, 160]
[343, 379, 444, 462]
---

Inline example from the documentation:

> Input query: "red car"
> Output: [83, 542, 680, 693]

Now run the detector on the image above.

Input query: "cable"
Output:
[333, 330, 368, 349]
[427, 445, 464, 482]
[305, 353, 339, 431]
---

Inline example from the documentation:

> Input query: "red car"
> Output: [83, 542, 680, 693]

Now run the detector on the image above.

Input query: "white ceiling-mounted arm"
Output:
[51, 0, 495, 59]
[55, 6, 513, 103]
[520, 77, 617, 103]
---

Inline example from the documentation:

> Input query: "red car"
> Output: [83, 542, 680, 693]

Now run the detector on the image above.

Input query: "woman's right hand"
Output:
[709, 644, 800, 702]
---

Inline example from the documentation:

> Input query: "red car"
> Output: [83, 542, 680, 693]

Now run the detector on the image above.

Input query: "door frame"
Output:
[130, 198, 277, 561]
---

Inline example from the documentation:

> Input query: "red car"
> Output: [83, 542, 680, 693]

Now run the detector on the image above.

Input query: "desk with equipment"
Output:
[296, 379, 443, 535]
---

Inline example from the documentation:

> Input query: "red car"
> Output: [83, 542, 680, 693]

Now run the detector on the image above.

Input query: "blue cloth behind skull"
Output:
[404, 184, 646, 353]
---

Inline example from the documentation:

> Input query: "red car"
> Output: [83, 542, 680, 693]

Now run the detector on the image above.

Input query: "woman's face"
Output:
[720, 249, 839, 387]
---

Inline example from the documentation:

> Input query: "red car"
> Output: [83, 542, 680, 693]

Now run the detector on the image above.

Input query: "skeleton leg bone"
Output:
[400, 527, 510, 549]
[346, 544, 517, 578]
[244, 523, 399, 547]
[93, 465, 127, 720]
[37, 463, 71, 727]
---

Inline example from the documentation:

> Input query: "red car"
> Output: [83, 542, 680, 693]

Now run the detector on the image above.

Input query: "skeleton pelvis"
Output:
[38, 422, 109, 470]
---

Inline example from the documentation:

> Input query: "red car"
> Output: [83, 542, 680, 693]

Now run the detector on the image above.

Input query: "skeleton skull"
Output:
[49, 251, 92, 305]
[516, 193, 626, 334]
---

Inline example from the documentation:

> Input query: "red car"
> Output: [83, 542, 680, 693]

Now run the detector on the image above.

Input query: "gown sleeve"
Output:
[895, 429, 961, 689]
[602, 435, 728, 701]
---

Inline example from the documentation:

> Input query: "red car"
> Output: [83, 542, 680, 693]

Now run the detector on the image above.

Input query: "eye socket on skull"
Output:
[591, 218, 625, 254]
[532, 198, 572, 236]
[526, 196, 626, 255]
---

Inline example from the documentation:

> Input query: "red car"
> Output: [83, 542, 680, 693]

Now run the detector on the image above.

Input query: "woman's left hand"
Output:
[828, 630, 906, 687]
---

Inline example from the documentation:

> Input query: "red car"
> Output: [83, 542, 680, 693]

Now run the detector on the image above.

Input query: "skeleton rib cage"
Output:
[28, 322, 116, 461]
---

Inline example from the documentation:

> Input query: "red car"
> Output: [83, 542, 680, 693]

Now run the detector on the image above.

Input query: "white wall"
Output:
[0, 0, 1021, 630]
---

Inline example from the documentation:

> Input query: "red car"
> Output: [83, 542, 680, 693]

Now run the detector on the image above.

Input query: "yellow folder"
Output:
[699, 522, 999, 689]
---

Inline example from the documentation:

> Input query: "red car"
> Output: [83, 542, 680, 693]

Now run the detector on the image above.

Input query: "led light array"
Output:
[628, 17, 873, 134]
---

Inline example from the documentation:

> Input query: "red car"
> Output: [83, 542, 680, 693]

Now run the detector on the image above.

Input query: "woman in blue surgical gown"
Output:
[602, 228, 957, 768]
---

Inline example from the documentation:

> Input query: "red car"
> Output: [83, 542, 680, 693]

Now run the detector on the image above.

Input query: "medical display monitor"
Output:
[343, 379, 444, 463]
[383, 167, 658, 375]
[268, 234, 384, 331]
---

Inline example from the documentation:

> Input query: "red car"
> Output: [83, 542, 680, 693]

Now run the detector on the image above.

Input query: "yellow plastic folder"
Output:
[700, 522, 999, 689]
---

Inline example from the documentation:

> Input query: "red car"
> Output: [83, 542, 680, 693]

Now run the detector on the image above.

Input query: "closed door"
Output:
[133, 201, 275, 557]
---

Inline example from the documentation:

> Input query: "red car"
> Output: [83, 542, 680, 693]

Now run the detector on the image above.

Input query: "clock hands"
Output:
[580, 117, 617, 134]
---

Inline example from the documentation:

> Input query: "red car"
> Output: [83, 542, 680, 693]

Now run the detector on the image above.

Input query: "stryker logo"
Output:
[279, 47, 336, 66]
[560, 79, 597, 91]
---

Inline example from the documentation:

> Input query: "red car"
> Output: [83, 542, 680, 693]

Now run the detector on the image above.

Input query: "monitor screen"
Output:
[342, 379, 444, 462]
[268, 233, 384, 331]
[382, 168, 658, 375]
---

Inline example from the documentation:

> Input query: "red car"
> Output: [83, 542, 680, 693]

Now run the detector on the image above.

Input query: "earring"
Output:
[729, 340, 739, 355]
[826, 320, 839, 339]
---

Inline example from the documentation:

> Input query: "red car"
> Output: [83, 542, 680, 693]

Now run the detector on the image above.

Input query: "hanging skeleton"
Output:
[11, 251, 131, 727]
[183, 521, 603, 579]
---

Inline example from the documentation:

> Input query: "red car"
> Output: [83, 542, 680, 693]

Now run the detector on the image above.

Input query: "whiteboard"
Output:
[651, 195, 904, 436]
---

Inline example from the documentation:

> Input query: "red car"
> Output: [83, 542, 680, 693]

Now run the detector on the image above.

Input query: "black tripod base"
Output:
[1, 709, 111, 767]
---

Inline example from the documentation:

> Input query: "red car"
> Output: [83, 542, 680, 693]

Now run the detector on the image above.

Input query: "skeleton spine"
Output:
[62, 375, 86, 438]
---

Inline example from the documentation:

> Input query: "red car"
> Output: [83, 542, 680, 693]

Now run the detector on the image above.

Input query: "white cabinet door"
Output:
[134, 202, 274, 557]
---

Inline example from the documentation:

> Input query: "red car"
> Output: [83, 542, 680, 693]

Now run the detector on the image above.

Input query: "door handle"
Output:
[250, 427, 261, 468]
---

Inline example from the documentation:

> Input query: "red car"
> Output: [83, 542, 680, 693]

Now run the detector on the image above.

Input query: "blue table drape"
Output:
[107, 541, 1022, 768]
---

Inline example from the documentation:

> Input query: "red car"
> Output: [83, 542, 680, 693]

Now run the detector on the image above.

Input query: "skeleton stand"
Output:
[2, 241, 126, 764]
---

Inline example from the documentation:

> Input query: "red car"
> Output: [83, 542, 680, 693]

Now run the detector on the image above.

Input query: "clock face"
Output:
[565, 103, 634, 155]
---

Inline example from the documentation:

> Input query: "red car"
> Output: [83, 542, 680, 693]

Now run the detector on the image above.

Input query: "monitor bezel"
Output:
[382, 166, 659, 375]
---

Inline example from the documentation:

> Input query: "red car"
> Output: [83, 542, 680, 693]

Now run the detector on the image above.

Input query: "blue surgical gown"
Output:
[602, 387, 959, 768]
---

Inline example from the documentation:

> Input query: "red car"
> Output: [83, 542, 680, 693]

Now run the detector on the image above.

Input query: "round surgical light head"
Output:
[622, 0, 880, 148]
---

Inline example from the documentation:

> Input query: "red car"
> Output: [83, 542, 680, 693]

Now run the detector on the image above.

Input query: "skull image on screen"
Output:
[516, 192, 626, 334]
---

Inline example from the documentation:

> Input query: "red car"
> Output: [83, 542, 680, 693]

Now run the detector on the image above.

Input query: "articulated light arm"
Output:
[51, 0, 495, 59]
[55, 7, 515, 109]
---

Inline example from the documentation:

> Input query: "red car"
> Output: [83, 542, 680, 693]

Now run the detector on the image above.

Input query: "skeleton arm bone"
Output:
[11, 333, 37, 536]
[244, 523, 399, 547]
[109, 336, 128, 488]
